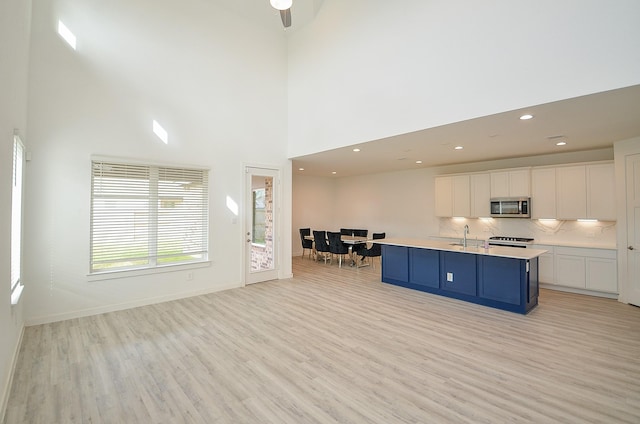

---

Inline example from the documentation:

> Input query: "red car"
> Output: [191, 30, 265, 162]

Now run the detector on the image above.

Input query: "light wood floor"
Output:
[4, 256, 640, 423]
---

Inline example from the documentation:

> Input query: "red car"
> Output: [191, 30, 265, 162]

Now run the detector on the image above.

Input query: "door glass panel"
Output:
[251, 175, 274, 272]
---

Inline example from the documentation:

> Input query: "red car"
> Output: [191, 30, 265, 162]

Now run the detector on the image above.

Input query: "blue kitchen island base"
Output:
[381, 244, 539, 314]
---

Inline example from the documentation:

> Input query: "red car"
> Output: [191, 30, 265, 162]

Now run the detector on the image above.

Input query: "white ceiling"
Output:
[291, 84, 640, 177]
[230, 2, 640, 178]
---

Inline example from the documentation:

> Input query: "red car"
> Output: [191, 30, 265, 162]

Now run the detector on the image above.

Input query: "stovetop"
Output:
[489, 236, 534, 243]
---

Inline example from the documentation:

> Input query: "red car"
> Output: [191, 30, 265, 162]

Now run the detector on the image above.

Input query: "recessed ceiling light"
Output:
[454, 146, 463, 150]
[416, 160, 422, 164]
[353, 148, 360, 152]
[556, 141, 567, 146]
[298, 168, 304, 171]
[520, 114, 534, 120]
[332, 171, 337, 175]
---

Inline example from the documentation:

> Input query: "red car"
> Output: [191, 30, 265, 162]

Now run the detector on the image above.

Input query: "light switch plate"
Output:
[447, 272, 453, 282]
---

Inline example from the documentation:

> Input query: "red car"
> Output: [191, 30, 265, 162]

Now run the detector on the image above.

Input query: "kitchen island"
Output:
[377, 238, 547, 314]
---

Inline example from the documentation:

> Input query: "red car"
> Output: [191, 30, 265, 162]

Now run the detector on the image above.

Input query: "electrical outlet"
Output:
[447, 272, 453, 282]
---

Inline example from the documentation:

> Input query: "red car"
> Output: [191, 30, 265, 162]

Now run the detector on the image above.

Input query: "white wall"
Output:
[287, 0, 640, 158]
[291, 149, 615, 256]
[24, 0, 292, 324]
[0, 0, 31, 417]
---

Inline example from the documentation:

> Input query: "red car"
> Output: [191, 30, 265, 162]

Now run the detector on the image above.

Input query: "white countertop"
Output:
[378, 237, 547, 260]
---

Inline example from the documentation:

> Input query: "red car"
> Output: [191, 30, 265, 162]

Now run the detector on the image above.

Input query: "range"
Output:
[488, 236, 534, 248]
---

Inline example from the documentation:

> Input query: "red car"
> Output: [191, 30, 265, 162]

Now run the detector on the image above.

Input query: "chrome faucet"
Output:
[463, 224, 470, 248]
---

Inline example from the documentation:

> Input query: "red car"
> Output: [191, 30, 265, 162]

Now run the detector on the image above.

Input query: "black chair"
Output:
[340, 228, 353, 236]
[352, 229, 368, 237]
[299, 228, 313, 259]
[359, 232, 385, 269]
[327, 231, 350, 267]
[313, 230, 331, 264]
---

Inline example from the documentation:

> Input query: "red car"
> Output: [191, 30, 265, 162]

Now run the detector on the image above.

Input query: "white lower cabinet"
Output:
[586, 257, 618, 292]
[534, 245, 555, 284]
[543, 246, 617, 294]
[555, 253, 587, 289]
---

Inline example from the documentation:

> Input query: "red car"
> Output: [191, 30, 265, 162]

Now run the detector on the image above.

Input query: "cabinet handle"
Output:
[629, 246, 636, 251]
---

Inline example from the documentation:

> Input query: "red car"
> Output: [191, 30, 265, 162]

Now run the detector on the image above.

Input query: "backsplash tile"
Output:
[439, 218, 616, 248]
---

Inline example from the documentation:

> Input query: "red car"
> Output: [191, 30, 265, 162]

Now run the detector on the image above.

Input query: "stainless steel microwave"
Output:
[490, 197, 531, 218]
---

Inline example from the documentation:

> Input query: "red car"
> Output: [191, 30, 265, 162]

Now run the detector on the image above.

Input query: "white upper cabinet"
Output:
[555, 162, 616, 220]
[587, 163, 616, 221]
[436, 161, 615, 220]
[470, 173, 491, 217]
[435, 176, 453, 217]
[531, 168, 557, 219]
[490, 169, 530, 198]
[452, 175, 471, 217]
[435, 175, 470, 217]
[557, 165, 587, 219]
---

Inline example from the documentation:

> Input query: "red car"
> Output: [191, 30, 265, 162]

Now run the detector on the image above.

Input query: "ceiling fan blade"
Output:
[280, 8, 291, 28]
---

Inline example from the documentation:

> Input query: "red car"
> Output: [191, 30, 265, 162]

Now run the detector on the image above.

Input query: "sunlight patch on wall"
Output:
[57, 20, 76, 50]
[226, 196, 239, 216]
[152, 120, 168, 144]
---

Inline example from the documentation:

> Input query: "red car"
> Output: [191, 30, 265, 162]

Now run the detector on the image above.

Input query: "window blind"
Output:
[90, 160, 208, 273]
[11, 136, 24, 298]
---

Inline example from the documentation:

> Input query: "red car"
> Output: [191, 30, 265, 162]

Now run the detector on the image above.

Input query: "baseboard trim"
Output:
[25, 282, 242, 326]
[0, 324, 25, 424]
[540, 283, 618, 299]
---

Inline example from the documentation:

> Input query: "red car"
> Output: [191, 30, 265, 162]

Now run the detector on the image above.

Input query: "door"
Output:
[245, 166, 279, 284]
[626, 154, 640, 306]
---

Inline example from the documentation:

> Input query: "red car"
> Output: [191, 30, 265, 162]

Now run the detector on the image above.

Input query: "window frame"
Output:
[89, 157, 210, 277]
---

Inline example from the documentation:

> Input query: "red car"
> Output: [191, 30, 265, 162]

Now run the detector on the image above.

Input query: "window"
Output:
[11, 135, 25, 305]
[90, 160, 209, 273]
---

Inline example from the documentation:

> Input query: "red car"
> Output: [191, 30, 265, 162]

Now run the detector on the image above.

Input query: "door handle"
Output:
[629, 246, 636, 250]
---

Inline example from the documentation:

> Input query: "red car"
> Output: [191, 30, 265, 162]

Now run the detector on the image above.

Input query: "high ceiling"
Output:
[229, 2, 640, 178]
[291, 84, 640, 177]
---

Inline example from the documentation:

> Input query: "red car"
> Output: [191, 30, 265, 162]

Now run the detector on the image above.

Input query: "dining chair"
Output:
[351, 229, 369, 258]
[299, 228, 313, 259]
[340, 228, 353, 236]
[327, 231, 350, 267]
[359, 232, 385, 269]
[313, 230, 331, 264]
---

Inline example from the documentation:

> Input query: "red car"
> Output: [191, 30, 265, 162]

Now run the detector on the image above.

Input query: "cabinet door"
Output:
[409, 248, 440, 288]
[531, 168, 556, 219]
[478, 256, 522, 305]
[435, 176, 452, 217]
[440, 252, 477, 296]
[381, 245, 409, 283]
[557, 166, 587, 219]
[490, 172, 510, 198]
[587, 163, 616, 221]
[555, 254, 586, 288]
[508, 169, 531, 197]
[538, 252, 555, 284]
[586, 257, 617, 293]
[470, 173, 491, 217]
[452, 175, 470, 217]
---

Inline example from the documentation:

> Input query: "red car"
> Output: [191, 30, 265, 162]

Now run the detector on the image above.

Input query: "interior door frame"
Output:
[243, 164, 281, 285]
